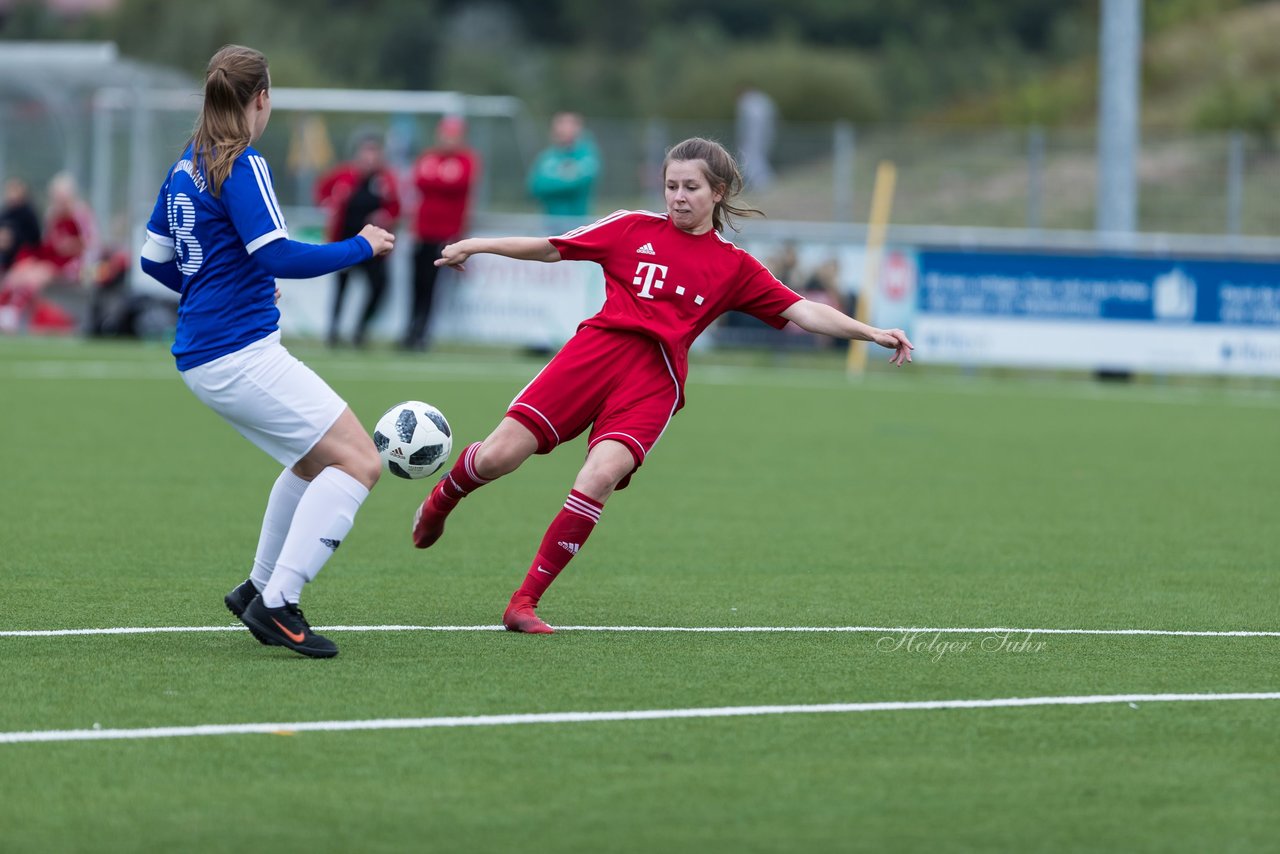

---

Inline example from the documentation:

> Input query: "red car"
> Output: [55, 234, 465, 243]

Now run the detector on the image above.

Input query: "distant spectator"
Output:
[85, 246, 133, 337]
[315, 133, 401, 347]
[788, 258, 845, 348]
[403, 115, 479, 351]
[527, 112, 600, 225]
[0, 178, 42, 272]
[0, 172, 95, 334]
[765, 241, 800, 288]
[735, 85, 777, 191]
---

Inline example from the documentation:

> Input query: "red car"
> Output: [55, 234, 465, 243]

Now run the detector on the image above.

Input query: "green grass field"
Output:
[1, 337, 1277, 853]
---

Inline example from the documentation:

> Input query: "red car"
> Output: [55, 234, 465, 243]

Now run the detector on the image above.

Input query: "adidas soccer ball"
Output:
[372, 401, 453, 480]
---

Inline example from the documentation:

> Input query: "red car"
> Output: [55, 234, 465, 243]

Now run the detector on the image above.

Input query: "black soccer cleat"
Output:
[224, 578, 258, 617]
[239, 595, 339, 659]
[224, 578, 273, 646]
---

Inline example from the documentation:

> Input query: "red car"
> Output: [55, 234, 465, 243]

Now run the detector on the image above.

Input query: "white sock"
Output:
[249, 468, 311, 592]
[262, 467, 369, 607]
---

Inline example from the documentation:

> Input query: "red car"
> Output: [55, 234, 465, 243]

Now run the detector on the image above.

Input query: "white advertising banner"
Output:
[269, 245, 605, 347]
[913, 315, 1280, 375]
[428, 254, 604, 347]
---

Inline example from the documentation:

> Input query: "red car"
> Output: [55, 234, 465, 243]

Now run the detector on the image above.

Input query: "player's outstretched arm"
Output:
[780, 299, 914, 366]
[253, 228, 389, 280]
[435, 237, 561, 271]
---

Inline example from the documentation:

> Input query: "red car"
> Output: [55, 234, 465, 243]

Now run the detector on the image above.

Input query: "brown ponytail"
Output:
[190, 45, 270, 197]
[662, 137, 763, 233]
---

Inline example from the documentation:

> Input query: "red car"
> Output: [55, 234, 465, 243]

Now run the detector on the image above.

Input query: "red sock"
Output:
[432, 442, 491, 512]
[514, 490, 603, 604]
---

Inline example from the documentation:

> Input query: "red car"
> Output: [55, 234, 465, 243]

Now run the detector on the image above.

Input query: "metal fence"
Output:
[3, 90, 1280, 243]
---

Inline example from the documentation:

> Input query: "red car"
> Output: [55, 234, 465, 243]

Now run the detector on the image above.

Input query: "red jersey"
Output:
[548, 210, 803, 390]
[412, 147, 478, 242]
[19, 208, 92, 277]
[314, 164, 401, 243]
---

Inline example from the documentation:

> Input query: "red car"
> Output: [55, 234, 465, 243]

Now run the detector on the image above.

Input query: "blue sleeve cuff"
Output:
[140, 256, 183, 293]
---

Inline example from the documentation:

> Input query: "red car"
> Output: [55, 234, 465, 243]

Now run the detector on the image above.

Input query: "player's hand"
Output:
[274, 286, 282, 305]
[435, 241, 472, 271]
[873, 328, 914, 366]
[358, 224, 396, 257]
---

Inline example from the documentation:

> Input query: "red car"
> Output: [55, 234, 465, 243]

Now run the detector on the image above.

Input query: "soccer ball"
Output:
[372, 401, 453, 480]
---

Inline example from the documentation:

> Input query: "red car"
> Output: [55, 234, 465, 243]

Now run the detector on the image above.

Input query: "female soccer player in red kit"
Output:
[414, 137, 913, 633]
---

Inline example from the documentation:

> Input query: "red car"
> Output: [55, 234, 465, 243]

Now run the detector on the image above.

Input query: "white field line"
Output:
[3, 692, 1279, 745]
[2, 623, 1279, 638]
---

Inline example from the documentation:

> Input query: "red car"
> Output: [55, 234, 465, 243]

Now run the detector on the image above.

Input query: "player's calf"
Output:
[411, 442, 490, 549]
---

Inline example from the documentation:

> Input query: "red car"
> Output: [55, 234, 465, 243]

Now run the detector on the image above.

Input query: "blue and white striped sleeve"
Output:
[142, 176, 175, 260]
[222, 150, 289, 254]
[140, 176, 183, 292]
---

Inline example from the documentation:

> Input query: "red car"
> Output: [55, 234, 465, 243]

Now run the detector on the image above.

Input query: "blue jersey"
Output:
[146, 145, 291, 371]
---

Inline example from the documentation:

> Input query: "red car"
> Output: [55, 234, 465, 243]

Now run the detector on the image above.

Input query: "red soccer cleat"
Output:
[411, 485, 448, 549]
[503, 595, 554, 634]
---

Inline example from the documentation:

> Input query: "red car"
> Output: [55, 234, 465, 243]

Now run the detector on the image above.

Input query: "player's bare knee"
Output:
[349, 444, 382, 488]
[474, 441, 524, 479]
[574, 464, 627, 501]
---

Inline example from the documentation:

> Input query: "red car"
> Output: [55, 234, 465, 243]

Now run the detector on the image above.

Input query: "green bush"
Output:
[1194, 78, 1280, 145]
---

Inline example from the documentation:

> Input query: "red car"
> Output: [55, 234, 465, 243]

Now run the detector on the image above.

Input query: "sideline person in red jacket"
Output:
[403, 116, 479, 351]
[315, 134, 400, 347]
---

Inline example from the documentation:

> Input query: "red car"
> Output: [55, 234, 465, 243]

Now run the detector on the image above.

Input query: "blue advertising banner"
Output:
[904, 250, 1280, 375]
[917, 252, 1280, 326]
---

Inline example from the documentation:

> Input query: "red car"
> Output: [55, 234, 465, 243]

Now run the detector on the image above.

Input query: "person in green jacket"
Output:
[526, 112, 600, 225]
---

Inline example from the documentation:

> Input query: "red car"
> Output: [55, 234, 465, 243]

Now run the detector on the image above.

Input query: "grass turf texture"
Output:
[1, 337, 1277, 852]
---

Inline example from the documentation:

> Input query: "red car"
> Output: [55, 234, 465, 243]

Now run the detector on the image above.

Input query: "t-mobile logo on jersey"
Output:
[632, 261, 705, 305]
[632, 261, 668, 299]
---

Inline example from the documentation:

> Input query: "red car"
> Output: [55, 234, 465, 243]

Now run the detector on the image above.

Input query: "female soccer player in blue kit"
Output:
[140, 45, 395, 658]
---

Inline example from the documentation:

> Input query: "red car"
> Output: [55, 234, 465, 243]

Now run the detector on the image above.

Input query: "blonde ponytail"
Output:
[190, 45, 269, 197]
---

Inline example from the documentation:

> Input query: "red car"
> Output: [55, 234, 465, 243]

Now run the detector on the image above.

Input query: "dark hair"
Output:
[191, 45, 270, 197]
[662, 137, 763, 233]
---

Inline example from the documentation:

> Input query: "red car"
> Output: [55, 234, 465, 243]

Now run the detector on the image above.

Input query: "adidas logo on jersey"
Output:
[557, 541, 581, 555]
[636, 243, 656, 255]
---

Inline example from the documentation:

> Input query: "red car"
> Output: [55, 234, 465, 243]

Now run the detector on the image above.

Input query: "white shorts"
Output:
[181, 331, 347, 467]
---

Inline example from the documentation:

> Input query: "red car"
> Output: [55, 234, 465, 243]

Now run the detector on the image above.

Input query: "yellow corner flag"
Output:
[847, 160, 897, 376]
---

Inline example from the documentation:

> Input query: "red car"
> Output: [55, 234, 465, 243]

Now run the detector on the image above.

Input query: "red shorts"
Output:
[506, 326, 682, 488]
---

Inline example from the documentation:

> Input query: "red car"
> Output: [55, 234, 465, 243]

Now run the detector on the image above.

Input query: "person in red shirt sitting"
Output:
[0, 172, 95, 333]
[409, 137, 914, 633]
[403, 115, 479, 351]
[314, 134, 401, 347]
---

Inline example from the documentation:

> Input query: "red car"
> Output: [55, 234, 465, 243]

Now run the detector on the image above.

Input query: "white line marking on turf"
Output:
[2, 624, 1279, 638]
[3, 693, 1278, 744]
